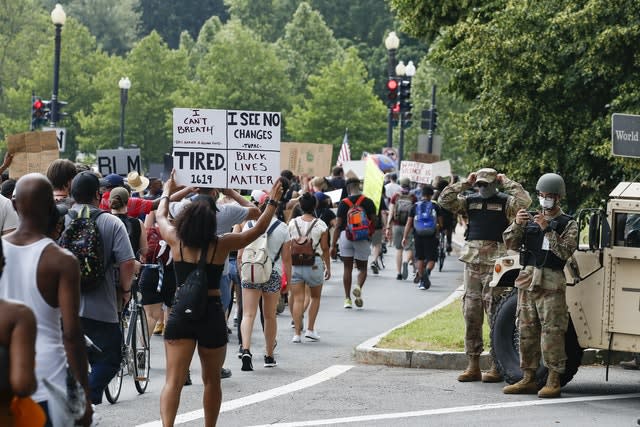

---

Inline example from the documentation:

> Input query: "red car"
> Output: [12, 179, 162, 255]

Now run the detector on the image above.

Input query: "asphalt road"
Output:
[95, 249, 640, 426]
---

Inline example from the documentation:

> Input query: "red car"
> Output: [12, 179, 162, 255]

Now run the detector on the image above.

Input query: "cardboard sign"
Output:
[325, 189, 343, 205]
[6, 131, 59, 179]
[400, 160, 452, 184]
[173, 108, 281, 190]
[280, 142, 333, 177]
[97, 148, 141, 177]
[363, 157, 385, 213]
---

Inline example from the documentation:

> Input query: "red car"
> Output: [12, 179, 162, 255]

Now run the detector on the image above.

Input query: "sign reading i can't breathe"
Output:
[172, 108, 281, 190]
[612, 113, 640, 158]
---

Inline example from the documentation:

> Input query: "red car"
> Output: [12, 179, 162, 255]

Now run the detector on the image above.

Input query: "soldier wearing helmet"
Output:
[502, 173, 578, 398]
[439, 168, 531, 384]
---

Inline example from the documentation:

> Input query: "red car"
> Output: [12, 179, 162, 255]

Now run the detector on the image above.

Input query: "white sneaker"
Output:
[291, 335, 301, 343]
[305, 330, 320, 341]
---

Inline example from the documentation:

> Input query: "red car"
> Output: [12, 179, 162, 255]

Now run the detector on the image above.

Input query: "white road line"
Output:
[135, 364, 354, 427]
[247, 393, 640, 427]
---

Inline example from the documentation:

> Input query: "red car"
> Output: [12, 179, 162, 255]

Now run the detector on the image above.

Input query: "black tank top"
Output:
[0, 345, 10, 393]
[173, 241, 224, 290]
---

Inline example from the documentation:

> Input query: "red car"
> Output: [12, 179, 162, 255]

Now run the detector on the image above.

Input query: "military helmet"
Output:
[536, 173, 565, 197]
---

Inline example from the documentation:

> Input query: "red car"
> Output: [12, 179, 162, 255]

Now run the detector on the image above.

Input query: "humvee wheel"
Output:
[491, 289, 583, 388]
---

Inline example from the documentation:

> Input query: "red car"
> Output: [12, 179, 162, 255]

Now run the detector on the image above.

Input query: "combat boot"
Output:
[457, 355, 481, 382]
[481, 361, 503, 383]
[502, 368, 538, 394]
[537, 370, 561, 398]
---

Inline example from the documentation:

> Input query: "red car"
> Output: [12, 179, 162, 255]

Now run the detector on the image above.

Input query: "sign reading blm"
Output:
[173, 108, 281, 190]
[97, 148, 141, 177]
[612, 113, 640, 158]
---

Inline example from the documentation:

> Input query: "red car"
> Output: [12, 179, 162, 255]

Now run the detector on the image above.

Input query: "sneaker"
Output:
[305, 330, 320, 341]
[402, 262, 409, 280]
[344, 298, 353, 309]
[371, 261, 379, 274]
[352, 285, 361, 298]
[237, 345, 243, 359]
[396, 273, 403, 280]
[153, 322, 164, 336]
[422, 274, 431, 290]
[241, 349, 253, 371]
[413, 272, 421, 284]
[221, 367, 232, 379]
[292, 335, 301, 343]
[264, 355, 277, 367]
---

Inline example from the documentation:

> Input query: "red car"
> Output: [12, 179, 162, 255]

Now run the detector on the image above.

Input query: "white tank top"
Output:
[0, 237, 67, 403]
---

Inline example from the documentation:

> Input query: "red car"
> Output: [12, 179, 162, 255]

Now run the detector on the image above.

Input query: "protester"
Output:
[0, 173, 92, 425]
[287, 192, 330, 342]
[68, 171, 136, 405]
[46, 159, 77, 206]
[328, 166, 347, 200]
[331, 177, 376, 309]
[98, 173, 159, 216]
[0, 179, 16, 200]
[144, 178, 163, 200]
[156, 171, 283, 426]
[386, 177, 417, 281]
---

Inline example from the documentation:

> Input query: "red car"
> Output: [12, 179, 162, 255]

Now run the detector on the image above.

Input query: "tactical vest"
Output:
[521, 213, 572, 270]
[465, 193, 509, 242]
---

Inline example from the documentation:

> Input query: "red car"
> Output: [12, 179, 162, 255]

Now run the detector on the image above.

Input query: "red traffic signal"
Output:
[33, 99, 44, 113]
[387, 79, 398, 91]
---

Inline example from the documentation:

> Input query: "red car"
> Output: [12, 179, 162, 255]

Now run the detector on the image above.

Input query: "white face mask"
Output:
[539, 196, 555, 209]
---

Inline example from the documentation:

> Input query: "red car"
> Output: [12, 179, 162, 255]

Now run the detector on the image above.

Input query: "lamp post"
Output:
[397, 60, 416, 164]
[118, 77, 131, 148]
[50, 3, 66, 127]
[384, 31, 400, 148]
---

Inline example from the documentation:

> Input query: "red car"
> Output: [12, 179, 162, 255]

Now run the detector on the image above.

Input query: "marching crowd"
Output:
[0, 156, 588, 426]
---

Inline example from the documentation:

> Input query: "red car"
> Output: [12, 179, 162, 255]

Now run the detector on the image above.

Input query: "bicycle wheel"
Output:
[133, 306, 150, 394]
[105, 317, 126, 404]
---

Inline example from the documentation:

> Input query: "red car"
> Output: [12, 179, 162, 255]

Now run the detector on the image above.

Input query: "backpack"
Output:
[241, 220, 283, 284]
[115, 214, 141, 257]
[394, 193, 414, 226]
[145, 226, 171, 266]
[291, 218, 319, 266]
[172, 242, 209, 320]
[343, 195, 371, 241]
[414, 200, 437, 237]
[59, 206, 106, 293]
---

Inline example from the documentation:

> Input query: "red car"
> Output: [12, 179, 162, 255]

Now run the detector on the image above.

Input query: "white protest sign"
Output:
[325, 189, 343, 205]
[172, 108, 281, 190]
[97, 148, 141, 176]
[400, 160, 451, 184]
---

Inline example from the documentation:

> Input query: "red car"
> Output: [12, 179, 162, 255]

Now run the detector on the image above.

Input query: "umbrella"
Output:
[367, 154, 396, 172]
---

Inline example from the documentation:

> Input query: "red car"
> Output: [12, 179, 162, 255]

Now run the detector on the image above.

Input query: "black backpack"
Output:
[172, 242, 209, 320]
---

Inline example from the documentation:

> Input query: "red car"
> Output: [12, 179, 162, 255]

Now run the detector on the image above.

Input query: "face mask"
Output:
[539, 196, 555, 209]
[478, 183, 497, 199]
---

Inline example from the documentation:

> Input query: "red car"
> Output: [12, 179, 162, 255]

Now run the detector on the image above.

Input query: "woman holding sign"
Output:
[156, 170, 284, 427]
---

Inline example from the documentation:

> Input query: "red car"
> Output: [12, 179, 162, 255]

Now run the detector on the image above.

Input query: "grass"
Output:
[376, 298, 490, 352]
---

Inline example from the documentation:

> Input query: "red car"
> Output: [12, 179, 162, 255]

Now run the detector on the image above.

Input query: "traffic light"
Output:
[402, 111, 412, 128]
[31, 98, 50, 129]
[421, 110, 431, 129]
[391, 102, 400, 127]
[398, 79, 412, 112]
[432, 109, 438, 131]
[386, 79, 398, 107]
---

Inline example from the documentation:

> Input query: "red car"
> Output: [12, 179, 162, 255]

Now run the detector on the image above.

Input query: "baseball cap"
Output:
[109, 186, 130, 205]
[99, 173, 124, 188]
[476, 168, 497, 184]
[71, 171, 100, 201]
[399, 177, 410, 188]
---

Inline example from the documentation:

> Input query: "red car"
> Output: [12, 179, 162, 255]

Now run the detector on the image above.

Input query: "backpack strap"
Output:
[267, 220, 283, 263]
[343, 197, 354, 208]
[355, 195, 365, 207]
[294, 217, 303, 238]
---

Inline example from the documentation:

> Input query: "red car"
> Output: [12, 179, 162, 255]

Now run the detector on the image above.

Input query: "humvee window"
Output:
[615, 212, 640, 247]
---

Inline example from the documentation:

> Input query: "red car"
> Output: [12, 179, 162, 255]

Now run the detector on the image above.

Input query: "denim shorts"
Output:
[291, 256, 324, 287]
[241, 269, 281, 293]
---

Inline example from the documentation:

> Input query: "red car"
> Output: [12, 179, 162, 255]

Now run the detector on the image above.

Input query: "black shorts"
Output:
[163, 296, 228, 349]
[414, 234, 438, 262]
[139, 263, 177, 307]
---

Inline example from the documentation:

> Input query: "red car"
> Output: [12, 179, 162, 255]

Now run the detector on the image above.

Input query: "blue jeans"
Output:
[81, 317, 122, 404]
[220, 273, 231, 311]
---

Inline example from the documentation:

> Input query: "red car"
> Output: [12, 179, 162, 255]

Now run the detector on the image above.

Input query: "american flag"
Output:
[337, 129, 351, 166]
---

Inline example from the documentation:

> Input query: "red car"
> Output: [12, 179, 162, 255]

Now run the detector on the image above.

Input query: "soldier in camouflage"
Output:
[502, 173, 578, 398]
[439, 168, 531, 383]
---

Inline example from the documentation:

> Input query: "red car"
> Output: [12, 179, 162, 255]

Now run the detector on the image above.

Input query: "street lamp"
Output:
[50, 3, 66, 127]
[118, 77, 131, 148]
[385, 31, 400, 148]
[397, 61, 416, 164]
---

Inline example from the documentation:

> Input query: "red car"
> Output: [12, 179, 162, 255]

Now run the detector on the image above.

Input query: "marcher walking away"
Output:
[439, 168, 531, 383]
[386, 177, 416, 281]
[331, 177, 376, 309]
[502, 173, 578, 398]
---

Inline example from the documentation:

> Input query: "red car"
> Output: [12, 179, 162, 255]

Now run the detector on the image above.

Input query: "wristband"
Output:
[266, 198, 278, 207]
[159, 195, 170, 203]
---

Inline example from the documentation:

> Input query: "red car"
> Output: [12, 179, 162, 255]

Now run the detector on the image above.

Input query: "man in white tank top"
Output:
[0, 173, 92, 426]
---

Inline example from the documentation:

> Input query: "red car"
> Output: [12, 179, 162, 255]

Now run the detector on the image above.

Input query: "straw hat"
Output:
[126, 171, 150, 193]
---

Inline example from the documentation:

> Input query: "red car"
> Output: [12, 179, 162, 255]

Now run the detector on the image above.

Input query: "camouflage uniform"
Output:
[439, 177, 531, 355]
[503, 210, 578, 372]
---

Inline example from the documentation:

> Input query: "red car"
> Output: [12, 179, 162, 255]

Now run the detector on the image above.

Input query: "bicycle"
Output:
[105, 278, 151, 404]
[437, 230, 447, 272]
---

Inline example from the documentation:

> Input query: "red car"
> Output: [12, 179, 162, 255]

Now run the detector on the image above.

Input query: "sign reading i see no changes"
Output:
[172, 108, 281, 190]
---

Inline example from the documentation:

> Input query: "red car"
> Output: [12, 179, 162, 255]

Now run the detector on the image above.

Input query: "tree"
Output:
[286, 48, 387, 160]
[224, 0, 297, 42]
[276, 2, 343, 94]
[66, 0, 142, 55]
[193, 20, 292, 113]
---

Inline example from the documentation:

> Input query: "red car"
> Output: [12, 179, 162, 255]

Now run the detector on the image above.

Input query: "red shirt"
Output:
[100, 191, 154, 217]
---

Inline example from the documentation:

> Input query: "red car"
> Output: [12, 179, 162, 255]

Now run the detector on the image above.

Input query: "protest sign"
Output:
[97, 148, 141, 176]
[172, 108, 281, 190]
[7, 131, 59, 179]
[363, 157, 385, 213]
[280, 142, 333, 177]
[325, 189, 343, 205]
[342, 160, 366, 180]
[400, 160, 451, 184]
